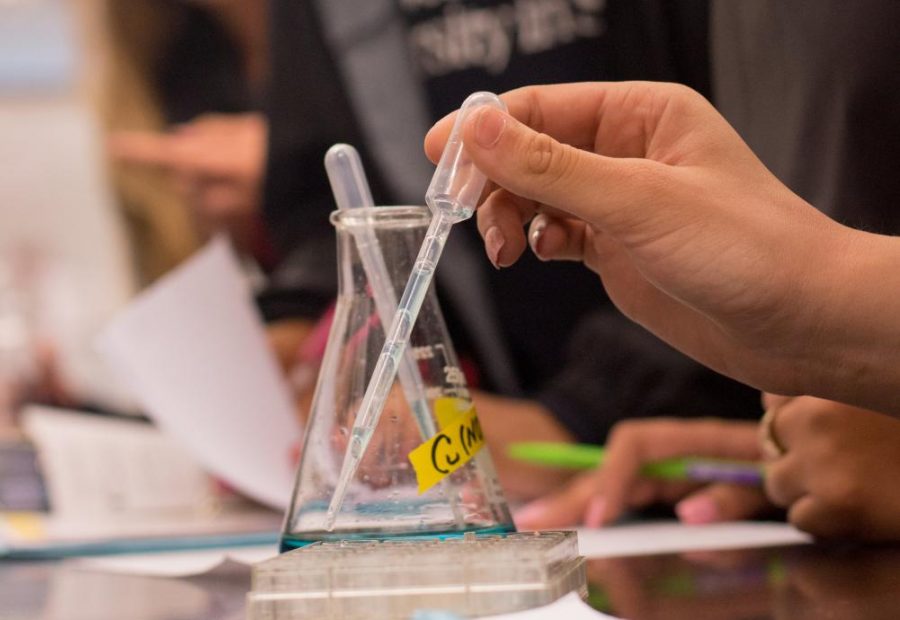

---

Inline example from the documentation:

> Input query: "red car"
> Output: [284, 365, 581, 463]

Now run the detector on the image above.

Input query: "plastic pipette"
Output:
[325, 144, 437, 437]
[325, 93, 506, 530]
[324, 145, 464, 526]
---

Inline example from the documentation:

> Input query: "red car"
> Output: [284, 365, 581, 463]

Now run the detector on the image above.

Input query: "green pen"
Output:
[507, 442, 763, 486]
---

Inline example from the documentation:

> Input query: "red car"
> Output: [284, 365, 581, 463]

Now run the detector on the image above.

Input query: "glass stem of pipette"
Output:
[353, 233, 436, 439]
[326, 143, 439, 442]
[326, 143, 462, 529]
[352, 225, 466, 529]
[325, 213, 454, 530]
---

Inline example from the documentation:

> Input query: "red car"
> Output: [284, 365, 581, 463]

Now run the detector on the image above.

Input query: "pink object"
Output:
[297, 304, 336, 364]
[676, 495, 720, 525]
[583, 496, 606, 529]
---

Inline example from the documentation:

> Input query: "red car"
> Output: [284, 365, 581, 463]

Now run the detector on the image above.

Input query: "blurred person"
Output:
[258, 0, 762, 499]
[102, 0, 269, 281]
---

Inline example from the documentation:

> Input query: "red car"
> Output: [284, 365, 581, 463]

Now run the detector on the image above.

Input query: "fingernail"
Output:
[583, 497, 606, 529]
[529, 215, 549, 260]
[514, 500, 549, 529]
[484, 226, 505, 269]
[474, 107, 505, 148]
[676, 496, 720, 525]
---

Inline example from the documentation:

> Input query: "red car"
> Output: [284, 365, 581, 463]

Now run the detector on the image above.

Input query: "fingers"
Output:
[764, 452, 808, 508]
[109, 131, 187, 169]
[675, 484, 770, 524]
[766, 396, 835, 449]
[599, 419, 760, 525]
[425, 82, 701, 161]
[515, 418, 763, 531]
[787, 495, 856, 540]
[759, 396, 824, 508]
[111, 130, 221, 176]
[477, 187, 589, 267]
[424, 82, 717, 238]
[110, 115, 264, 179]
[476, 188, 535, 268]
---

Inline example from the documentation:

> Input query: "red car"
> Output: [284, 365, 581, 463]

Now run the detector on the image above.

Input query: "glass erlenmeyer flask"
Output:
[281, 206, 514, 550]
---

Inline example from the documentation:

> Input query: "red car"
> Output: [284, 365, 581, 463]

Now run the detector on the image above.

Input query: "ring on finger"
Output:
[759, 406, 786, 460]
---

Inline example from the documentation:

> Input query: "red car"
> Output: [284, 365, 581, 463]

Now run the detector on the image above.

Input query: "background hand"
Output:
[514, 417, 769, 530]
[111, 113, 267, 251]
[763, 396, 900, 540]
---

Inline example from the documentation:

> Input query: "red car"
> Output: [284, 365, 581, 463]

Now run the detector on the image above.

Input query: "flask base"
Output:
[280, 522, 515, 553]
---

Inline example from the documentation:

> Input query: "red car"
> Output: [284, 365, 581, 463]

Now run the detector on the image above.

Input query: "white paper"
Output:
[22, 406, 216, 517]
[76, 545, 277, 578]
[98, 238, 300, 509]
[478, 592, 619, 620]
[575, 520, 811, 559]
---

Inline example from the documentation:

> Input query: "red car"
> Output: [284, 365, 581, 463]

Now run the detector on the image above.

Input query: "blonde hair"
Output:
[96, 0, 201, 284]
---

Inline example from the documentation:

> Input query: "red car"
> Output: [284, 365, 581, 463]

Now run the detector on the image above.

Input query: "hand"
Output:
[425, 82, 900, 415]
[110, 113, 267, 251]
[763, 396, 900, 540]
[514, 417, 769, 530]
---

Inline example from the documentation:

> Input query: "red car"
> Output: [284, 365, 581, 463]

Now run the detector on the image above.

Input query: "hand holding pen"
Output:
[511, 418, 773, 531]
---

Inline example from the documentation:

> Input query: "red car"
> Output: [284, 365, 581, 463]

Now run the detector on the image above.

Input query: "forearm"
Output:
[798, 227, 900, 414]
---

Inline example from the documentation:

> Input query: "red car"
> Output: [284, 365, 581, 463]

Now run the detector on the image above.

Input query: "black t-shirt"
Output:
[398, 0, 710, 119]
[397, 0, 614, 119]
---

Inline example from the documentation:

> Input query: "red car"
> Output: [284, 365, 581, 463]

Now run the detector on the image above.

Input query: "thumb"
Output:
[675, 483, 771, 524]
[460, 106, 672, 236]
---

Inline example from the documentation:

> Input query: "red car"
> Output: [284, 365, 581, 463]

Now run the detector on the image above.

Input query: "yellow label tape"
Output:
[434, 396, 471, 428]
[408, 401, 485, 494]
